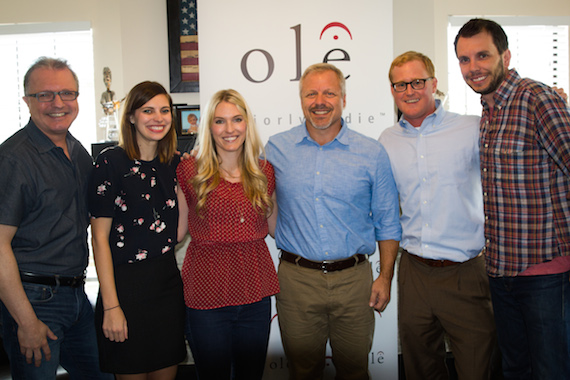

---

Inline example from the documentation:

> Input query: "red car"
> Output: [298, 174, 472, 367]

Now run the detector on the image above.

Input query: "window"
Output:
[0, 23, 99, 282]
[447, 16, 569, 115]
[0, 22, 96, 149]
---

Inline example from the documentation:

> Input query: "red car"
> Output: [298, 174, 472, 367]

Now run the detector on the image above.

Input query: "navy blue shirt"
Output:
[0, 119, 92, 276]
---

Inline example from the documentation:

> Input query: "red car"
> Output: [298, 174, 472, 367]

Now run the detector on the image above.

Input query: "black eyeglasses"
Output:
[25, 91, 79, 102]
[391, 78, 433, 92]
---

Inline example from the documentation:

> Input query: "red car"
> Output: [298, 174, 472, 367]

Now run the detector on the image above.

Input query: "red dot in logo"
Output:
[334, 35, 339, 40]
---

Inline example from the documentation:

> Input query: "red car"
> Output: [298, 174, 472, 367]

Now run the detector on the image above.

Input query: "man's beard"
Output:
[475, 60, 507, 95]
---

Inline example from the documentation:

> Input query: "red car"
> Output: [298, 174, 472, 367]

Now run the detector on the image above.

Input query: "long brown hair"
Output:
[119, 81, 177, 163]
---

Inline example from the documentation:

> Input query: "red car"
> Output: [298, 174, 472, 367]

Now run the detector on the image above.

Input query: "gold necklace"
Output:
[219, 166, 245, 223]
[220, 166, 241, 180]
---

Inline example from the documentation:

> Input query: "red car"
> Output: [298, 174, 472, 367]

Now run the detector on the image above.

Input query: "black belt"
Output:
[20, 272, 85, 288]
[280, 250, 368, 273]
[403, 250, 461, 268]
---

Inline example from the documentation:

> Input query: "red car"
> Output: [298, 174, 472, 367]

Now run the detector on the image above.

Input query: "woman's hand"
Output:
[102, 306, 128, 342]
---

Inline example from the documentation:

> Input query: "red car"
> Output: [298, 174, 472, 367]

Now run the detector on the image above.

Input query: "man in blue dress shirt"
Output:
[265, 63, 401, 380]
[379, 51, 497, 380]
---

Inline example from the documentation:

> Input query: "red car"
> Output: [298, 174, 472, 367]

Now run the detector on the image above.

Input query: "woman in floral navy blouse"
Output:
[177, 89, 279, 380]
[89, 82, 186, 379]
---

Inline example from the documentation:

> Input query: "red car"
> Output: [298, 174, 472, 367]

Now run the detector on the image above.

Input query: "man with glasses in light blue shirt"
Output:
[379, 51, 498, 380]
[265, 63, 401, 380]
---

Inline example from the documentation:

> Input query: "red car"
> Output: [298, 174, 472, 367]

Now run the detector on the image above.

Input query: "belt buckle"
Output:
[321, 260, 333, 274]
[71, 276, 84, 287]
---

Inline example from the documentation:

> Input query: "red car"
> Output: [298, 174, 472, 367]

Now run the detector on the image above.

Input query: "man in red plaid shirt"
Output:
[455, 18, 570, 380]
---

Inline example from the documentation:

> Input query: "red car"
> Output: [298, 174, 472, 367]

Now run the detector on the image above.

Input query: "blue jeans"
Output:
[489, 273, 570, 380]
[0, 282, 112, 380]
[186, 297, 271, 380]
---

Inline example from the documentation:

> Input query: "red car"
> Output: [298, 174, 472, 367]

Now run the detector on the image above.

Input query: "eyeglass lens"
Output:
[393, 79, 428, 92]
[33, 91, 78, 102]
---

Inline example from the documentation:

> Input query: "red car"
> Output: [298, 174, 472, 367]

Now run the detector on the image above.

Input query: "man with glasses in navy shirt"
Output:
[0, 57, 111, 379]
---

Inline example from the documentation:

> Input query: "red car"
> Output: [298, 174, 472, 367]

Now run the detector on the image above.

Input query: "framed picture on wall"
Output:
[175, 105, 200, 135]
[166, 0, 199, 93]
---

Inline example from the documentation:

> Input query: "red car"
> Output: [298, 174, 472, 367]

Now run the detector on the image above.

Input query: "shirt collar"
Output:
[25, 118, 74, 156]
[296, 118, 349, 147]
[482, 68, 520, 110]
[398, 99, 444, 133]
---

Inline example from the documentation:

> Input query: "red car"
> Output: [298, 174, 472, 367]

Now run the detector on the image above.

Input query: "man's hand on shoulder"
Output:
[553, 87, 568, 103]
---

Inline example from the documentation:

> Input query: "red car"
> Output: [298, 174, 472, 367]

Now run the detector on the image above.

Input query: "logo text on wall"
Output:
[240, 22, 354, 83]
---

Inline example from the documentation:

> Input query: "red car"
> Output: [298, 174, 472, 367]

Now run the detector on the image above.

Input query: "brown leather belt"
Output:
[20, 272, 85, 288]
[404, 250, 461, 268]
[280, 250, 368, 273]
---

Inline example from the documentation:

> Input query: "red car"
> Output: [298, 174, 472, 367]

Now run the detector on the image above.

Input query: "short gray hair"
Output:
[24, 57, 79, 94]
[299, 63, 346, 98]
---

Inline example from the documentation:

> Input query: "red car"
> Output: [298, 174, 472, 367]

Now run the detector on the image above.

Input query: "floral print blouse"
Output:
[89, 146, 179, 266]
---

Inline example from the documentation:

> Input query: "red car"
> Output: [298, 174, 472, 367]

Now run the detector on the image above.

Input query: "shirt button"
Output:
[320, 224, 323, 228]
[316, 171, 320, 175]
[315, 197, 319, 201]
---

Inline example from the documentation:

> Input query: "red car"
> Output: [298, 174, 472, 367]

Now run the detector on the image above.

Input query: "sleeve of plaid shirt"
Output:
[535, 88, 570, 179]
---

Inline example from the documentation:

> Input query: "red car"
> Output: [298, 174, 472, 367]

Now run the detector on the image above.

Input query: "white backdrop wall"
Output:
[1, 1, 569, 137]
[198, 1, 396, 141]
[198, 1, 397, 378]
[1, 1, 569, 378]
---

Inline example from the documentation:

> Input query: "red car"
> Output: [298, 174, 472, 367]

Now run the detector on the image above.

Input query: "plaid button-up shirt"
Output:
[480, 69, 570, 277]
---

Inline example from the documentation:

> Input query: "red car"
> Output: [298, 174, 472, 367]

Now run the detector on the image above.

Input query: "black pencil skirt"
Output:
[95, 252, 187, 374]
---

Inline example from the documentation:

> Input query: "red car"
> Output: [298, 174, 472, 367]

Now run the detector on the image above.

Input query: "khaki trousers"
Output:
[276, 259, 375, 380]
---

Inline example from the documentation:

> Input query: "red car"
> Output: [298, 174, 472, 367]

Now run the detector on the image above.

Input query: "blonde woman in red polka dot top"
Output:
[176, 89, 279, 380]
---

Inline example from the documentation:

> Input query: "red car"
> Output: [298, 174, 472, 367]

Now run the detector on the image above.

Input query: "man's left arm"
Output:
[368, 145, 402, 311]
[536, 89, 570, 176]
[369, 239, 399, 312]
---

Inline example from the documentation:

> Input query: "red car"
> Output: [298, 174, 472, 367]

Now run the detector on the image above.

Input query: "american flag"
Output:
[179, 0, 199, 82]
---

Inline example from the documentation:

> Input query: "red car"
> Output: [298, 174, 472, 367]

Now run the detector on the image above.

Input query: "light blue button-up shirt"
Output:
[379, 100, 484, 262]
[265, 120, 401, 261]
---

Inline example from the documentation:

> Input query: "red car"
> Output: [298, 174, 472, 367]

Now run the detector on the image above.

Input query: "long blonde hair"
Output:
[192, 89, 272, 216]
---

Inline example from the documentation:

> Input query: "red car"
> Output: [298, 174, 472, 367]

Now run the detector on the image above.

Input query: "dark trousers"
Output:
[185, 297, 271, 380]
[399, 251, 498, 380]
[489, 272, 570, 380]
[0, 283, 112, 380]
